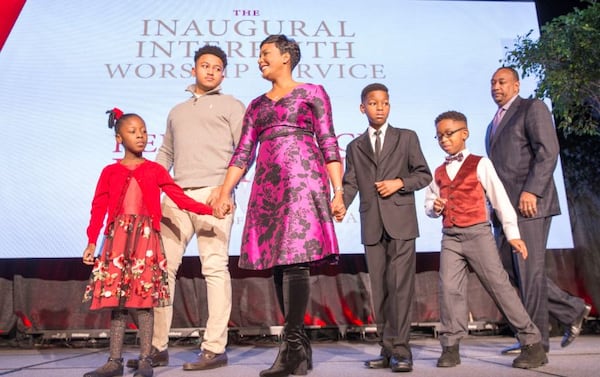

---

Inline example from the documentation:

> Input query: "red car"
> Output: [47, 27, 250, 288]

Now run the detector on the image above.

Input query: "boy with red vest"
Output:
[424, 111, 547, 369]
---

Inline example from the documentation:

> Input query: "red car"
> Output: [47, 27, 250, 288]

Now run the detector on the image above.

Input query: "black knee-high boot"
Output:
[260, 265, 311, 377]
[274, 266, 313, 371]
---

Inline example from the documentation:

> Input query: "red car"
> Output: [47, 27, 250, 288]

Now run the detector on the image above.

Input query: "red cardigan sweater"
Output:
[86, 160, 212, 244]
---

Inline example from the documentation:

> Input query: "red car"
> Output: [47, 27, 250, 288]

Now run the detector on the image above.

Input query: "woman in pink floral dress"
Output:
[82, 109, 214, 377]
[214, 34, 346, 377]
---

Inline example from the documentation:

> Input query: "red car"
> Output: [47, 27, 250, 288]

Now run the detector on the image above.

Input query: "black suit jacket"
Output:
[342, 125, 432, 245]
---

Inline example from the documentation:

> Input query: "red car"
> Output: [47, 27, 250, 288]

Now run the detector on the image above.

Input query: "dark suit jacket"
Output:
[485, 96, 561, 219]
[342, 125, 432, 245]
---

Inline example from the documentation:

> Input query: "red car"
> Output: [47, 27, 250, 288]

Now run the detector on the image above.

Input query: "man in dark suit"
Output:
[342, 83, 432, 373]
[485, 67, 591, 354]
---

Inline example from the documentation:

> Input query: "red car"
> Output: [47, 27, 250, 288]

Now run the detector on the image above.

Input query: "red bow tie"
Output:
[445, 152, 464, 165]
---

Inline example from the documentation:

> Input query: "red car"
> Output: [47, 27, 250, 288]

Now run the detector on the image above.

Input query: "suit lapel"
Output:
[379, 125, 398, 163]
[356, 129, 377, 164]
[489, 96, 522, 151]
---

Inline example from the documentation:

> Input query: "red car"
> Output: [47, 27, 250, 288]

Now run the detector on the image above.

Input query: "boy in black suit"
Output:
[341, 83, 431, 372]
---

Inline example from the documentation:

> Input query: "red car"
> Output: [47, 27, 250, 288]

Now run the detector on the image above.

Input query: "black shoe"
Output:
[504, 341, 549, 354]
[501, 342, 521, 355]
[364, 355, 389, 369]
[126, 347, 168, 369]
[133, 357, 153, 377]
[561, 304, 592, 348]
[182, 350, 228, 371]
[437, 345, 460, 368]
[390, 355, 413, 373]
[83, 357, 124, 377]
[512, 342, 548, 369]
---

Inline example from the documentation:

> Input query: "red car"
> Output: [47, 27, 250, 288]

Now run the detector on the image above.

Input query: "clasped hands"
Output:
[206, 186, 233, 219]
[211, 195, 346, 221]
[211, 196, 233, 219]
[331, 192, 346, 222]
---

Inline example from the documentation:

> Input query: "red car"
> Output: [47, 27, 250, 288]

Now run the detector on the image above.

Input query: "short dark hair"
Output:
[260, 34, 301, 70]
[434, 110, 467, 126]
[360, 83, 388, 102]
[495, 66, 520, 81]
[194, 45, 228, 68]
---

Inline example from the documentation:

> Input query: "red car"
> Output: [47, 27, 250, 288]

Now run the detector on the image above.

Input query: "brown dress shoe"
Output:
[182, 350, 228, 371]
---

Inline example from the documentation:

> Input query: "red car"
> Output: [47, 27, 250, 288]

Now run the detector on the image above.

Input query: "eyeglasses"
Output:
[435, 127, 466, 140]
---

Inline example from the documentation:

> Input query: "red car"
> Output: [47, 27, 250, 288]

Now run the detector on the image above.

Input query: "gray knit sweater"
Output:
[156, 85, 245, 188]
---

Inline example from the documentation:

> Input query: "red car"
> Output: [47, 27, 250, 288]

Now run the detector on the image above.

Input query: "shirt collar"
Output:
[187, 84, 222, 98]
[502, 94, 519, 111]
[369, 123, 389, 138]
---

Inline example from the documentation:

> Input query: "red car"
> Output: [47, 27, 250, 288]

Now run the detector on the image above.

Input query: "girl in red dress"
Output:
[82, 108, 215, 377]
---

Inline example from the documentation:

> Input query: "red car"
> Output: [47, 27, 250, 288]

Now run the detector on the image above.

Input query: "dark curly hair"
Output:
[194, 44, 228, 68]
[260, 34, 301, 70]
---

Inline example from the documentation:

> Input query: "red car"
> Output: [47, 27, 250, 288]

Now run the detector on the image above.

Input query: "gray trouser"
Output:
[439, 223, 541, 347]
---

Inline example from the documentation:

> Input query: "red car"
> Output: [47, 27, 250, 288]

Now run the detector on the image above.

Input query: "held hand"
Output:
[509, 239, 528, 260]
[518, 191, 538, 218]
[375, 178, 404, 198]
[331, 194, 346, 222]
[212, 195, 233, 219]
[212, 205, 225, 219]
[205, 186, 222, 207]
[83, 244, 96, 265]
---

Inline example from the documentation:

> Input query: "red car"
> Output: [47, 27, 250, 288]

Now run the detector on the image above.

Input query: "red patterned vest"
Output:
[434, 154, 488, 228]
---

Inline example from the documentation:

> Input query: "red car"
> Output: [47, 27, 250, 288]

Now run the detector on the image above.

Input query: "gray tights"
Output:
[109, 309, 153, 360]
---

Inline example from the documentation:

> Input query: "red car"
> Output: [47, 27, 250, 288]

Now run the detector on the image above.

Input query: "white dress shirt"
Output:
[424, 149, 520, 240]
[368, 123, 389, 153]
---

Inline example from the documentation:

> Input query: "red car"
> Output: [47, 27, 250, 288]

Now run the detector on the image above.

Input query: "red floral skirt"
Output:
[83, 214, 170, 310]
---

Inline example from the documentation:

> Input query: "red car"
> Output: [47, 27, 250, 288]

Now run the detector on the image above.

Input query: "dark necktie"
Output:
[445, 152, 464, 165]
[374, 130, 382, 161]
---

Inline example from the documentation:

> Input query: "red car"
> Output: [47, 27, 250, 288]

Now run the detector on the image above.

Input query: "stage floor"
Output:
[1, 334, 598, 377]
